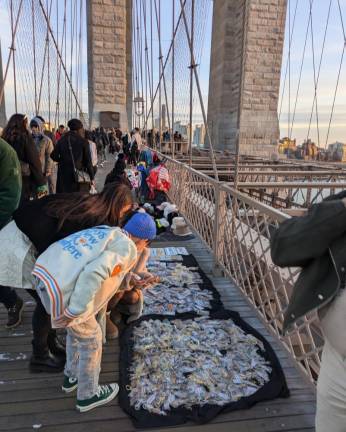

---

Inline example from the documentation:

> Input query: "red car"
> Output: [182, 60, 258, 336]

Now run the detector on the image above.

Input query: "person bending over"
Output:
[32, 212, 156, 412]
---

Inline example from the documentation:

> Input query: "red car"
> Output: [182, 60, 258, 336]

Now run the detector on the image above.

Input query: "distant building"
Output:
[193, 124, 206, 147]
[328, 141, 346, 162]
[173, 121, 193, 141]
[278, 137, 296, 155]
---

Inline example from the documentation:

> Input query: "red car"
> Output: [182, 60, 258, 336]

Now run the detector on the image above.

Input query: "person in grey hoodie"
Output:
[30, 116, 54, 194]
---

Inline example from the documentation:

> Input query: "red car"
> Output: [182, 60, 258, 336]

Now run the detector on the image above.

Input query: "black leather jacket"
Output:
[270, 191, 346, 333]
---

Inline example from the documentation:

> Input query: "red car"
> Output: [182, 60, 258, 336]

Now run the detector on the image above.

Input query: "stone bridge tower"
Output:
[87, 0, 132, 130]
[207, 0, 287, 157]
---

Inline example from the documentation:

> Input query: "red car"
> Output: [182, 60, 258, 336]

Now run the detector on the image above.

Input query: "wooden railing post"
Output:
[179, 165, 188, 214]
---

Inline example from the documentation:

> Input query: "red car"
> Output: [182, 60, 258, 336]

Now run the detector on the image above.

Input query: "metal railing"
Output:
[162, 153, 323, 385]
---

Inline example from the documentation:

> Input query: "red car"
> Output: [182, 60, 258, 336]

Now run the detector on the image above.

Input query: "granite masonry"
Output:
[207, 0, 287, 157]
[87, 0, 132, 130]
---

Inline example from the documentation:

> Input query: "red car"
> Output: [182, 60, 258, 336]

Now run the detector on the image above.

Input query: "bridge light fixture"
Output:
[134, 92, 144, 117]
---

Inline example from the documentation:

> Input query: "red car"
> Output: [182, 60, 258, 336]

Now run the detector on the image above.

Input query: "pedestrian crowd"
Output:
[0, 113, 166, 412]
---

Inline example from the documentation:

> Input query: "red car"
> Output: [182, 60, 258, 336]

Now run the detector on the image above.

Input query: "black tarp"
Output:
[118, 309, 290, 429]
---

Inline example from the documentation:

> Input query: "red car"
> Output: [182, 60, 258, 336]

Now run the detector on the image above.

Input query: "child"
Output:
[32, 212, 156, 412]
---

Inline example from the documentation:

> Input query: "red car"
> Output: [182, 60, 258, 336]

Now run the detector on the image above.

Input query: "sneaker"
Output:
[6, 296, 24, 329]
[62, 375, 78, 393]
[76, 383, 119, 412]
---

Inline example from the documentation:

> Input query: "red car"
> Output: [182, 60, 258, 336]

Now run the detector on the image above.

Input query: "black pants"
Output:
[27, 289, 56, 357]
[0, 286, 18, 309]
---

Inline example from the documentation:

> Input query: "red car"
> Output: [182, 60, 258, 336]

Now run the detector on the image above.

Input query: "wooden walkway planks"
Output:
[0, 158, 316, 431]
[0, 236, 316, 432]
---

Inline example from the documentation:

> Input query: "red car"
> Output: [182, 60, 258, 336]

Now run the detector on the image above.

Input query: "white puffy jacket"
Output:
[32, 226, 137, 327]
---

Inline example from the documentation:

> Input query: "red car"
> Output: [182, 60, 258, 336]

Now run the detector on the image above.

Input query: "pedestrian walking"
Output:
[2, 114, 47, 201]
[30, 116, 54, 195]
[85, 130, 98, 177]
[51, 119, 95, 194]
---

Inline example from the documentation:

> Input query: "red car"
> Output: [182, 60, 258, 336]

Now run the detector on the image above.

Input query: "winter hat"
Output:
[67, 118, 83, 131]
[30, 116, 44, 134]
[124, 212, 156, 240]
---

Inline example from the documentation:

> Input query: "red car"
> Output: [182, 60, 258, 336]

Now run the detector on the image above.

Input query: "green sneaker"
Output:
[62, 375, 78, 393]
[76, 383, 119, 412]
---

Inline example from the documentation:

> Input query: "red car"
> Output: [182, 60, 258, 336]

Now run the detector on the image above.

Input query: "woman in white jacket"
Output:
[32, 212, 157, 412]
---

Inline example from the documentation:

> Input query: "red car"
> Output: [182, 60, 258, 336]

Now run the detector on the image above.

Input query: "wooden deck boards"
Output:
[0, 236, 316, 431]
[0, 159, 316, 431]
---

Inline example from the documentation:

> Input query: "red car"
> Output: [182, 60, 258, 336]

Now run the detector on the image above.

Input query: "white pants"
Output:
[316, 340, 346, 432]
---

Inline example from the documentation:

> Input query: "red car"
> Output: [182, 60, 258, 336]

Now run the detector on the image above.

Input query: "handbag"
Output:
[68, 137, 91, 184]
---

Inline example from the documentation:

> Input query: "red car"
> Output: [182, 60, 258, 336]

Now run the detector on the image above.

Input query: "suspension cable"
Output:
[38, 0, 85, 124]
[0, 0, 23, 107]
[178, 0, 218, 180]
[325, 0, 346, 146]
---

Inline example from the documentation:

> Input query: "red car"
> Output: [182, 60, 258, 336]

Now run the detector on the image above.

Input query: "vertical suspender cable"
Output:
[179, 0, 218, 180]
[47, 0, 51, 126]
[0, 0, 23, 107]
[55, 0, 60, 126]
[76, 0, 83, 118]
[142, 0, 152, 135]
[64, 0, 67, 124]
[150, 0, 156, 135]
[10, 0, 18, 112]
[153, 0, 171, 134]
[188, 0, 194, 167]
[278, 0, 298, 122]
[32, 0, 38, 115]
[158, 0, 162, 152]
[144, 0, 186, 132]
[288, 0, 291, 138]
[142, 0, 148, 140]
[38, 0, 86, 125]
[326, 0, 346, 146]
[133, 0, 138, 128]
[38, 0, 52, 117]
[172, 0, 175, 158]
[138, 0, 144, 131]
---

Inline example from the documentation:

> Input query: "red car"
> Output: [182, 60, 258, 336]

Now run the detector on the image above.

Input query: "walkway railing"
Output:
[162, 153, 323, 385]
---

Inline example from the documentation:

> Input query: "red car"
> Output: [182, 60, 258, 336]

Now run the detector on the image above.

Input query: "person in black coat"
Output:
[104, 154, 132, 189]
[51, 119, 95, 193]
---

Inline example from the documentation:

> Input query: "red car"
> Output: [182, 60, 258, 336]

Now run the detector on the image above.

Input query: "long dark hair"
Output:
[46, 183, 134, 229]
[2, 113, 30, 146]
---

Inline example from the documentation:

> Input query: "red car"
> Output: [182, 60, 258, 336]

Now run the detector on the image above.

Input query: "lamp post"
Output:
[133, 92, 144, 129]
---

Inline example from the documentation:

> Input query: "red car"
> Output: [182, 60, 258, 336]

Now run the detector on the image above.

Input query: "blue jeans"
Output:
[64, 316, 102, 400]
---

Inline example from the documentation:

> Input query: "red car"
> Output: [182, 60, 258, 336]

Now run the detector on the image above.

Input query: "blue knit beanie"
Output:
[124, 212, 156, 240]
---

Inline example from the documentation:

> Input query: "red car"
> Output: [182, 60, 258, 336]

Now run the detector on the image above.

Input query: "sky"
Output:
[0, 0, 346, 145]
